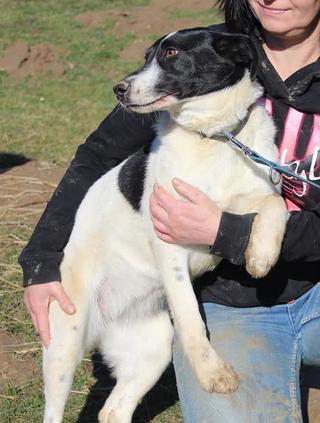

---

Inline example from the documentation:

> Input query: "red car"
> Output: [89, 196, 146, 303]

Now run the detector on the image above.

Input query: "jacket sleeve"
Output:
[209, 203, 320, 265]
[18, 105, 157, 286]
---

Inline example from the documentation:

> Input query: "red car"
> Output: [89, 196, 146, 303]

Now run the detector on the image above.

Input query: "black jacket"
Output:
[19, 29, 320, 307]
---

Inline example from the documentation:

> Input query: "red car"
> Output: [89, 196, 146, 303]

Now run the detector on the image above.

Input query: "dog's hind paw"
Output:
[98, 409, 123, 423]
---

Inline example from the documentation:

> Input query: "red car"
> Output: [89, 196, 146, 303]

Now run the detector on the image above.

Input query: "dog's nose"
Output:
[113, 81, 130, 100]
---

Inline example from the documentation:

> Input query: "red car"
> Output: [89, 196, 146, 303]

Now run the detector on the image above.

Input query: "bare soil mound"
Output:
[75, 0, 213, 31]
[0, 41, 65, 78]
[75, 0, 217, 61]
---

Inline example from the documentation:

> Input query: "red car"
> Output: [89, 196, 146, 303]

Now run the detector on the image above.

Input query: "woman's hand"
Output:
[24, 282, 75, 348]
[149, 177, 222, 246]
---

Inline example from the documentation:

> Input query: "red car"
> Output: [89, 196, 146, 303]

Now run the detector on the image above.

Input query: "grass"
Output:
[0, 0, 222, 421]
[0, 0, 145, 165]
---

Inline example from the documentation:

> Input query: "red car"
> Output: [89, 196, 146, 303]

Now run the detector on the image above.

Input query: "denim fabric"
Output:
[173, 283, 320, 423]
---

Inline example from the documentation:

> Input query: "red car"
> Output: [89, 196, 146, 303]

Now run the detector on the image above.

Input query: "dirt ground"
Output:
[0, 42, 65, 79]
[0, 0, 214, 78]
[1, 160, 64, 223]
[0, 331, 38, 387]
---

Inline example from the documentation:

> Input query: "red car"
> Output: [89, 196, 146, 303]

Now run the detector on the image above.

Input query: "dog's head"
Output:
[113, 28, 260, 114]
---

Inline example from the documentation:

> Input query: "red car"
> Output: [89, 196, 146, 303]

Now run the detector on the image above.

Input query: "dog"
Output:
[43, 28, 288, 423]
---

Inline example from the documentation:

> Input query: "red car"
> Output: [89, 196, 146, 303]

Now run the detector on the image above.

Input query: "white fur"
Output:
[126, 59, 163, 106]
[43, 71, 288, 423]
[163, 31, 177, 41]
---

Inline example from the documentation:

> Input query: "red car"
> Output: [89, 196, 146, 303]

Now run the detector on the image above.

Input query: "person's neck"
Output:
[262, 20, 320, 81]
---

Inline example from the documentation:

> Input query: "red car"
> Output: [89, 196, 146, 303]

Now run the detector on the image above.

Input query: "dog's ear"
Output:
[212, 33, 260, 80]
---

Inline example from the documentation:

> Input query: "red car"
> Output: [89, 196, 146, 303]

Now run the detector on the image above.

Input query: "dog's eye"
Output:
[164, 48, 178, 59]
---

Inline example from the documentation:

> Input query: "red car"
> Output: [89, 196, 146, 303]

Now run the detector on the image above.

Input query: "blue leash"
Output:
[220, 131, 320, 190]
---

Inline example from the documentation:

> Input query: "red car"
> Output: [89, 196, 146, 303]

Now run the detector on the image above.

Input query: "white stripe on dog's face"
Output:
[127, 58, 161, 103]
[125, 56, 178, 113]
[163, 31, 177, 41]
[121, 31, 181, 112]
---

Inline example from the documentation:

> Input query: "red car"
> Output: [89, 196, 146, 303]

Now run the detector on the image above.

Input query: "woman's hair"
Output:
[215, 0, 263, 38]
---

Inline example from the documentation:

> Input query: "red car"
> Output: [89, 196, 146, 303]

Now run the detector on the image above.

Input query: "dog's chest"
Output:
[147, 128, 251, 208]
[117, 123, 272, 214]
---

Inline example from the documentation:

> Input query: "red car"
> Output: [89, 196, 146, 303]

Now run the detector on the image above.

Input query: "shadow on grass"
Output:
[0, 153, 30, 173]
[77, 352, 179, 423]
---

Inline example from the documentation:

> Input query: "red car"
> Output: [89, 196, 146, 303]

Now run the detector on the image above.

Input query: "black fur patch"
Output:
[121, 29, 259, 105]
[118, 146, 149, 211]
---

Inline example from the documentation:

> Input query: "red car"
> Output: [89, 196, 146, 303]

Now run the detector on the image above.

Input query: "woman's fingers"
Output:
[152, 216, 170, 235]
[150, 179, 221, 246]
[52, 284, 75, 315]
[154, 229, 175, 243]
[172, 177, 203, 203]
[152, 183, 178, 212]
[29, 310, 39, 333]
[24, 291, 39, 332]
[35, 305, 51, 348]
[150, 190, 167, 215]
[24, 281, 76, 349]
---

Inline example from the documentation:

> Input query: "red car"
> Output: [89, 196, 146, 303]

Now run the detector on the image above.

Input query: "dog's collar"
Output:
[182, 105, 319, 189]
[194, 105, 320, 190]
[196, 104, 253, 141]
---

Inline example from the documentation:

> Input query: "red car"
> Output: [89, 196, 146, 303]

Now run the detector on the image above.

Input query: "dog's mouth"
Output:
[121, 91, 179, 109]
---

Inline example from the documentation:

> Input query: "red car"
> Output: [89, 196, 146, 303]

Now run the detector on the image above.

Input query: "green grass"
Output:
[0, 0, 149, 164]
[0, 0, 222, 421]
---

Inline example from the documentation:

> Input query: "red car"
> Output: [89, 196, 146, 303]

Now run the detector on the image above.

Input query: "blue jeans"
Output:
[173, 283, 320, 423]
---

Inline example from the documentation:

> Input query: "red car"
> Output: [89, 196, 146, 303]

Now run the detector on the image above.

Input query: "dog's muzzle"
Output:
[113, 80, 130, 102]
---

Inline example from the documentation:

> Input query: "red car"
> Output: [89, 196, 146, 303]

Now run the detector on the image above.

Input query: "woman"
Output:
[20, 1, 320, 421]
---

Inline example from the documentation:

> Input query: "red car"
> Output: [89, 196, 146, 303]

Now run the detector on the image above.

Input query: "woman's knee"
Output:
[172, 303, 300, 423]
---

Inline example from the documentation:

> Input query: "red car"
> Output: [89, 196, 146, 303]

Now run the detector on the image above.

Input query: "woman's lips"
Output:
[257, 3, 290, 15]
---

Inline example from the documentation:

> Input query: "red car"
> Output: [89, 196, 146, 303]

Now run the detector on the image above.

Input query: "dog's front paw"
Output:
[193, 351, 239, 394]
[245, 201, 286, 278]
[245, 241, 279, 278]
[245, 253, 273, 278]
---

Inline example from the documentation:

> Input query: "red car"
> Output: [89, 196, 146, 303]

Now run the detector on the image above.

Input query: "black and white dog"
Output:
[43, 28, 288, 423]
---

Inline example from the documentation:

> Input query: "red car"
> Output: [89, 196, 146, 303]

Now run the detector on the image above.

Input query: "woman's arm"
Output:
[19, 105, 157, 286]
[150, 179, 320, 265]
[210, 206, 320, 265]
